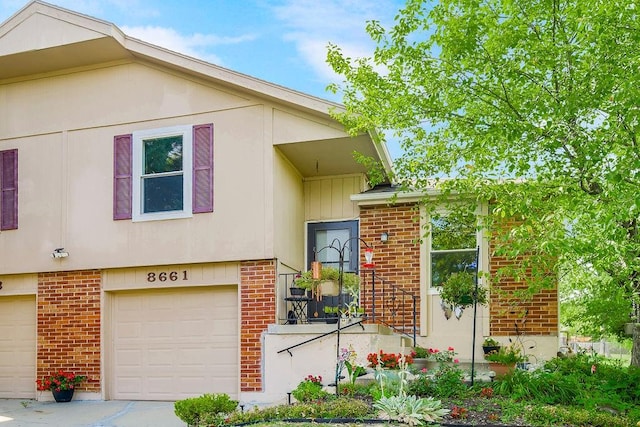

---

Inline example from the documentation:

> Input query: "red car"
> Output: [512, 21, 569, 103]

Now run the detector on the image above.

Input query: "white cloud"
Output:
[269, 0, 401, 82]
[121, 25, 257, 65]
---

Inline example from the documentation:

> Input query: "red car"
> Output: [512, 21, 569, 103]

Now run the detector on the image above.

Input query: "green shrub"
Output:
[174, 393, 238, 427]
[291, 375, 328, 402]
[225, 398, 371, 425]
[408, 363, 468, 398]
[525, 404, 634, 427]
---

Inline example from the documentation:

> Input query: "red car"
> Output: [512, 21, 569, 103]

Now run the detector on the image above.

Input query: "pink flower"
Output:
[454, 359, 459, 363]
[591, 364, 596, 374]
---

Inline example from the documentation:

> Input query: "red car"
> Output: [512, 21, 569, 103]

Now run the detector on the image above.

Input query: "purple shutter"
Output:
[0, 149, 18, 230]
[192, 124, 214, 213]
[113, 134, 133, 220]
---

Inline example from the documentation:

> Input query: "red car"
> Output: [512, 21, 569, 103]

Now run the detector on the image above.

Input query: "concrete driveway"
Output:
[0, 399, 185, 427]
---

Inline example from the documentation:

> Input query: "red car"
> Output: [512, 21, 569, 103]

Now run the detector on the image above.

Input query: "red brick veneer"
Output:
[37, 270, 101, 393]
[358, 204, 422, 328]
[240, 260, 276, 391]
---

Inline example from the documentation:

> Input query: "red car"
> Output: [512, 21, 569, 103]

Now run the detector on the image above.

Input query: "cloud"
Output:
[121, 25, 257, 65]
[268, 0, 401, 82]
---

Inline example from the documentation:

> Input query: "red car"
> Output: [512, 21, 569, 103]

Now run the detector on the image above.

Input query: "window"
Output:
[136, 129, 189, 217]
[113, 124, 213, 221]
[0, 149, 18, 230]
[307, 221, 359, 272]
[429, 211, 478, 287]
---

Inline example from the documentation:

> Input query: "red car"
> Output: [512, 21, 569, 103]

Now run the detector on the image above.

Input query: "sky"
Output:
[0, 0, 406, 157]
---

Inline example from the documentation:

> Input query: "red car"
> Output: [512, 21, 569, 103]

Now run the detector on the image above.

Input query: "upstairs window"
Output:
[114, 124, 213, 221]
[140, 132, 186, 215]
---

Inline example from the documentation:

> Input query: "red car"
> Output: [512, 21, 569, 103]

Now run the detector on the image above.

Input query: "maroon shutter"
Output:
[113, 134, 133, 220]
[0, 149, 18, 230]
[192, 124, 214, 213]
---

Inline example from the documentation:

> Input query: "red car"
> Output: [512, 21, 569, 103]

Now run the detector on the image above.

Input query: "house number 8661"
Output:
[147, 271, 188, 282]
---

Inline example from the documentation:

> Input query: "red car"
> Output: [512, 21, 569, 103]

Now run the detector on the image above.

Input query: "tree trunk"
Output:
[632, 324, 640, 367]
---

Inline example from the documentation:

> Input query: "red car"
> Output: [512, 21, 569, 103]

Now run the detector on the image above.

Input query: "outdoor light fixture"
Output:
[51, 248, 69, 258]
[380, 232, 389, 243]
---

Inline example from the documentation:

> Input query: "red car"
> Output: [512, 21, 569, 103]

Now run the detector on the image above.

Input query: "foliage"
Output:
[36, 370, 86, 392]
[291, 375, 328, 403]
[367, 349, 413, 369]
[224, 398, 371, 425]
[294, 267, 359, 292]
[425, 346, 458, 363]
[326, 0, 640, 365]
[411, 346, 428, 359]
[408, 363, 468, 399]
[173, 393, 238, 427]
[485, 343, 527, 364]
[439, 271, 487, 309]
[373, 395, 449, 426]
[524, 405, 634, 427]
[338, 346, 367, 388]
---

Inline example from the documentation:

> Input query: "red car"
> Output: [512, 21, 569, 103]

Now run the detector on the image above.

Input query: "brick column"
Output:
[359, 204, 422, 328]
[240, 260, 276, 392]
[37, 270, 101, 392]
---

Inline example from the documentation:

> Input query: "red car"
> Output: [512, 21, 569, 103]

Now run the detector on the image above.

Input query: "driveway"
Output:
[0, 399, 185, 427]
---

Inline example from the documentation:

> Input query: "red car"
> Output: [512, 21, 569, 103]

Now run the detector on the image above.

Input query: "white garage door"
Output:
[111, 286, 238, 400]
[0, 295, 36, 399]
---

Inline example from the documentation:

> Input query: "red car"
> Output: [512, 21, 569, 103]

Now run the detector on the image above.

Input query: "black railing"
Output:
[278, 269, 417, 347]
[360, 269, 417, 347]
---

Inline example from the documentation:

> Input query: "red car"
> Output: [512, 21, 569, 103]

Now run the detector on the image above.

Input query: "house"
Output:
[0, 1, 558, 406]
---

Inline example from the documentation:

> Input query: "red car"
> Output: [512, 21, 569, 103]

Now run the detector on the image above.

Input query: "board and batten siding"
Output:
[304, 175, 365, 222]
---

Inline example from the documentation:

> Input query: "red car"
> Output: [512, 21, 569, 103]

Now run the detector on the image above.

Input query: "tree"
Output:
[326, 0, 640, 366]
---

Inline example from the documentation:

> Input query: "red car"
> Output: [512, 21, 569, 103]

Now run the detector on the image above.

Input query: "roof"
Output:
[0, 1, 393, 179]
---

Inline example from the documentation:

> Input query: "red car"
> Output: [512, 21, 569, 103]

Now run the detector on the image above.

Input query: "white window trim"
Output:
[424, 206, 485, 296]
[132, 125, 193, 222]
[419, 203, 489, 335]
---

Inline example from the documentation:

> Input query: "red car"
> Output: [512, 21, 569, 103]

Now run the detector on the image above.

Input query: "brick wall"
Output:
[489, 249, 558, 336]
[240, 260, 276, 392]
[359, 204, 422, 328]
[359, 202, 558, 337]
[37, 270, 101, 392]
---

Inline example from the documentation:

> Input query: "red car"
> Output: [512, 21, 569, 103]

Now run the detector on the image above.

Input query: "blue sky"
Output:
[0, 0, 405, 157]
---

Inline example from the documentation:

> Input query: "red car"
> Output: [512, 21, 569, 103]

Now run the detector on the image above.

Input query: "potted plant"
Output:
[485, 343, 526, 378]
[439, 271, 487, 309]
[36, 369, 87, 402]
[323, 305, 340, 323]
[289, 274, 307, 296]
[411, 346, 430, 370]
[293, 267, 360, 298]
[482, 337, 501, 355]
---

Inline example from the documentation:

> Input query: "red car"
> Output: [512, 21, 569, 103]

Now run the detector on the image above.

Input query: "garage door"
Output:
[0, 295, 36, 399]
[111, 286, 238, 400]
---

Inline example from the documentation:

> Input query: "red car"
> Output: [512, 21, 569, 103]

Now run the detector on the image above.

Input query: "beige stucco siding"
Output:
[0, 63, 252, 139]
[273, 149, 305, 271]
[0, 62, 278, 273]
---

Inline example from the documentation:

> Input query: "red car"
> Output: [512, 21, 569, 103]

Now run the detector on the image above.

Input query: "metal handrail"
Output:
[276, 318, 365, 356]
[276, 268, 418, 352]
[361, 269, 417, 347]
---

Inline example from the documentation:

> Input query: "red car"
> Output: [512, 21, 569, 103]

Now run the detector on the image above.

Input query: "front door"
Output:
[307, 220, 359, 272]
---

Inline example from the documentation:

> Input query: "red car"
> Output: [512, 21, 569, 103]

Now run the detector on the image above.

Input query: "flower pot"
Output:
[320, 280, 340, 296]
[325, 313, 338, 324]
[483, 345, 501, 355]
[488, 362, 515, 379]
[289, 287, 306, 296]
[52, 388, 74, 402]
